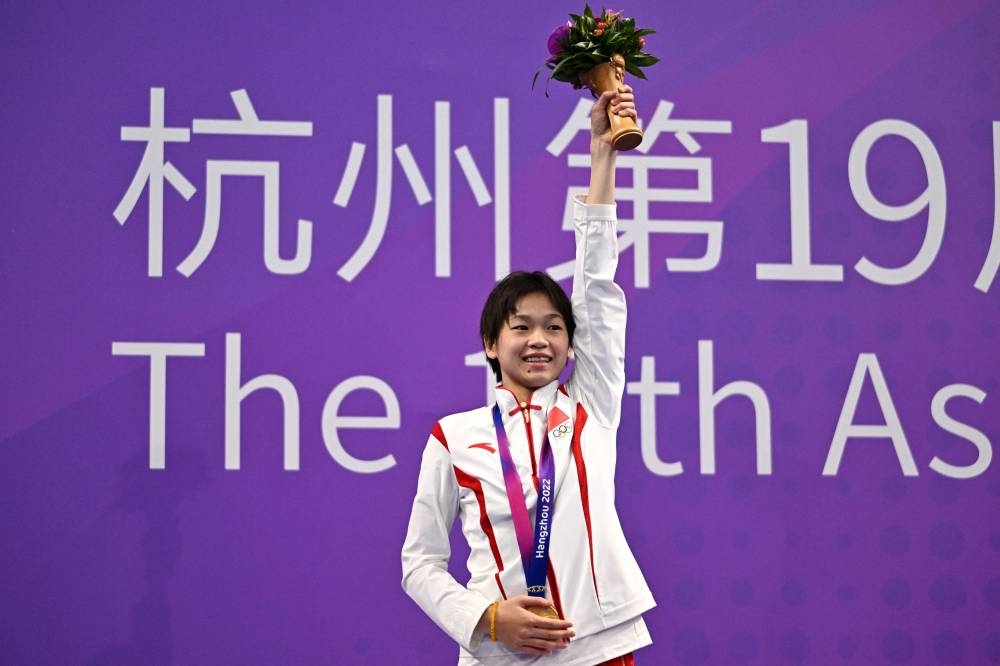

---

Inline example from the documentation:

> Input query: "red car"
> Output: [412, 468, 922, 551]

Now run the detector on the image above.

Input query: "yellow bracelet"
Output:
[489, 601, 499, 641]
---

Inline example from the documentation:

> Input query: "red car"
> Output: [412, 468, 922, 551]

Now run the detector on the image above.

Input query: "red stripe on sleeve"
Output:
[431, 422, 448, 450]
[494, 572, 507, 600]
[453, 465, 507, 599]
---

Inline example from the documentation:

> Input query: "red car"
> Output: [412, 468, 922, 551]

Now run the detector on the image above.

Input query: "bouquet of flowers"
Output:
[534, 5, 658, 150]
[534, 5, 659, 93]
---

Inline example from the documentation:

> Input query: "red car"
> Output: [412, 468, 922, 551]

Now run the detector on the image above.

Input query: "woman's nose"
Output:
[528, 330, 548, 347]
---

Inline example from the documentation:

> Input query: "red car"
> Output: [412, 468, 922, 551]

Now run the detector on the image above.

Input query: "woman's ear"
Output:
[567, 347, 575, 359]
[484, 338, 498, 359]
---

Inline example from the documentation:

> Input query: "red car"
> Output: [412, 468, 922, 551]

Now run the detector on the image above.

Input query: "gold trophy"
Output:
[578, 53, 643, 150]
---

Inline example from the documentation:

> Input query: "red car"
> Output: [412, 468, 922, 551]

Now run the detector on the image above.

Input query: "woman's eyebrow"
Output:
[510, 313, 565, 321]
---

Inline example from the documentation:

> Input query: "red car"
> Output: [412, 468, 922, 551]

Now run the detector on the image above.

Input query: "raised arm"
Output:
[586, 86, 635, 204]
[566, 86, 636, 427]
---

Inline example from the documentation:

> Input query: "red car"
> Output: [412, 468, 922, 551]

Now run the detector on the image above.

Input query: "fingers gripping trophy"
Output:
[535, 4, 659, 150]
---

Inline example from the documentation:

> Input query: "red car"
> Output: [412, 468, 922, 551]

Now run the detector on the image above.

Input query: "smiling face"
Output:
[484, 292, 571, 404]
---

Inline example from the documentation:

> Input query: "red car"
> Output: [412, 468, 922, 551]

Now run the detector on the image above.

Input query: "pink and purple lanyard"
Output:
[492, 403, 555, 597]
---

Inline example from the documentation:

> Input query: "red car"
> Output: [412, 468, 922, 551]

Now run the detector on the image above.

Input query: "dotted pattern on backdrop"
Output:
[654, 522, 1000, 664]
[641, 32, 1000, 661]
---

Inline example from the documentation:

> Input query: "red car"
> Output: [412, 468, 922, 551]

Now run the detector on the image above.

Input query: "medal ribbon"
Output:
[492, 403, 556, 598]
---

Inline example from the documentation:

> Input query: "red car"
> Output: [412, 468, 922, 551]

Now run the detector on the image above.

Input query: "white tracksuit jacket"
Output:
[402, 197, 656, 664]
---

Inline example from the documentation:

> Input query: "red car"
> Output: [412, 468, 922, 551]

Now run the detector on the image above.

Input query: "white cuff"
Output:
[573, 194, 616, 223]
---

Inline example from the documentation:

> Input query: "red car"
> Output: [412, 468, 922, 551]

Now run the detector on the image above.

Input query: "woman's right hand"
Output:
[493, 596, 575, 655]
[590, 85, 636, 148]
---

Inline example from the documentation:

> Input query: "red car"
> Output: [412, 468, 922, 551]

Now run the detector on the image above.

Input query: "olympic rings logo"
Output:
[551, 424, 571, 438]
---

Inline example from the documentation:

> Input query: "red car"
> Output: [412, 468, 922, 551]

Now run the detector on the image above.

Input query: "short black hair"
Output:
[479, 271, 575, 382]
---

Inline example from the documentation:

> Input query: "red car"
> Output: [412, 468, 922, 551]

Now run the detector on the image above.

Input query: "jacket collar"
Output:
[494, 380, 561, 421]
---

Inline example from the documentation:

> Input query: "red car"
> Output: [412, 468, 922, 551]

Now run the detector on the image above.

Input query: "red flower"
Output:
[638, 36, 646, 48]
[594, 28, 604, 36]
[597, 21, 608, 29]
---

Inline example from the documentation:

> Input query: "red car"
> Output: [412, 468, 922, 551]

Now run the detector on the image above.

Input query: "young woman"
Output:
[403, 86, 654, 666]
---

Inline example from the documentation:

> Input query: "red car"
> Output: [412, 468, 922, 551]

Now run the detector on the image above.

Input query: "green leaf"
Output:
[624, 61, 643, 78]
[548, 56, 577, 81]
[531, 68, 544, 91]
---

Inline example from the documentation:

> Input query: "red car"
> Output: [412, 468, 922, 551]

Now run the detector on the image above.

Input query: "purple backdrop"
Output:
[3, 1, 1000, 664]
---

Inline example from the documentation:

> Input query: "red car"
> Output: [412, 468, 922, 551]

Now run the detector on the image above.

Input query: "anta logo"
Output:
[468, 442, 496, 454]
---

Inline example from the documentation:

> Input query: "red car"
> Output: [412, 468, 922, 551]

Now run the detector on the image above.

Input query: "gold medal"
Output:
[528, 605, 560, 620]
